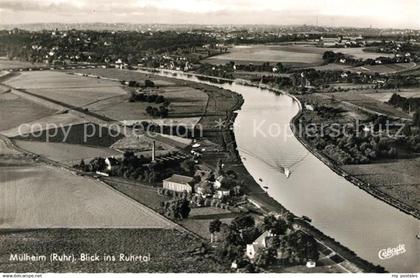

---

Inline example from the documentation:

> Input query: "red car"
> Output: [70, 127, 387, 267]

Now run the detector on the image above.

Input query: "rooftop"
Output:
[164, 174, 194, 185]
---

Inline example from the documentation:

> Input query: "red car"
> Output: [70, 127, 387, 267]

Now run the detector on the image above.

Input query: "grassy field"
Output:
[343, 157, 420, 210]
[1, 112, 88, 138]
[361, 88, 420, 103]
[0, 58, 43, 70]
[0, 91, 56, 132]
[346, 62, 418, 74]
[181, 207, 239, 239]
[4, 71, 127, 107]
[103, 178, 170, 210]
[66, 68, 240, 138]
[68, 68, 177, 86]
[205, 44, 391, 66]
[0, 161, 177, 229]
[0, 229, 226, 272]
[326, 91, 411, 119]
[13, 122, 124, 147]
[13, 140, 121, 166]
[205, 44, 324, 66]
[85, 86, 208, 122]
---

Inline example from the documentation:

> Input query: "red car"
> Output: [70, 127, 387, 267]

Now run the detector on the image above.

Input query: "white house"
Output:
[305, 104, 315, 111]
[306, 260, 317, 268]
[213, 176, 224, 189]
[163, 174, 193, 193]
[215, 189, 230, 199]
[246, 231, 273, 260]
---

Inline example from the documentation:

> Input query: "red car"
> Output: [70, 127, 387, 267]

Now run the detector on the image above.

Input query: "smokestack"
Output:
[152, 140, 156, 162]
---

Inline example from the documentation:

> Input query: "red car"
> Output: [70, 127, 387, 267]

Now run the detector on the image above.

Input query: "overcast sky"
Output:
[0, 0, 419, 28]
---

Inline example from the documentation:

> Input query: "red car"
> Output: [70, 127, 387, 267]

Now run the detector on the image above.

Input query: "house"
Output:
[215, 188, 230, 199]
[195, 181, 213, 197]
[306, 260, 317, 268]
[246, 231, 273, 260]
[105, 157, 120, 172]
[305, 104, 314, 111]
[231, 261, 238, 270]
[163, 174, 194, 193]
[213, 176, 224, 189]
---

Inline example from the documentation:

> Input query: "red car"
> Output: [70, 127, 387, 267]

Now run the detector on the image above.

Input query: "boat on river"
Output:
[284, 168, 291, 178]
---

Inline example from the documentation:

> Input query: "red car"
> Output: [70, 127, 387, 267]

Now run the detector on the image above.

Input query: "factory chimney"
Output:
[152, 140, 156, 162]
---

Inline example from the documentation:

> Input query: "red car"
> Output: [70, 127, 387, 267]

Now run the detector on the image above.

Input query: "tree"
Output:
[144, 79, 155, 87]
[271, 219, 287, 235]
[255, 248, 277, 267]
[263, 215, 276, 231]
[231, 215, 255, 231]
[89, 157, 106, 172]
[180, 159, 195, 175]
[209, 219, 222, 243]
[161, 198, 191, 220]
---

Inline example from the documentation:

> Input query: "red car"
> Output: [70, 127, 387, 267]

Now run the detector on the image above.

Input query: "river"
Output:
[141, 69, 419, 272]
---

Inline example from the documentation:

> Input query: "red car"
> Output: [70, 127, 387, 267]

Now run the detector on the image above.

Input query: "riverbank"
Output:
[290, 98, 420, 220]
[176, 73, 386, 273]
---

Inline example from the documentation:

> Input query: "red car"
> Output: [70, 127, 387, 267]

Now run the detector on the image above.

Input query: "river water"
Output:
[142, 69, 419, 272]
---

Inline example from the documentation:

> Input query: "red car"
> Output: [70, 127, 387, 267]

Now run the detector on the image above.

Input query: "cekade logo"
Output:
[378, 244, 406, 260]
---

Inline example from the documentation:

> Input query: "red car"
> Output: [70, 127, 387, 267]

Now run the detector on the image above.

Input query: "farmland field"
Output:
[4, 71, 127, 107]
[0, 229, 226, 272]
[204, 44, 392, 66]
[86, 86, 208, 122]
[343, 157, 420, 210]
[13, 140, 121, 166]
[361, 88, 420, 103]
[13, 122, 124, 147]
[0, 91, 56, 132]
[68, 68, 177, 86]
[205, 44, 324, 66]
[0, 112, 88, 138]
[346, 62, 418, 74]
[0, 162, 178, 229]
[0, 58, 43, 70]
[326, 91, 411, 119]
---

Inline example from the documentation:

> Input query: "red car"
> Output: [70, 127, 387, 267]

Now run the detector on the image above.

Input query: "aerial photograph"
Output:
[0, 0, 419, 275]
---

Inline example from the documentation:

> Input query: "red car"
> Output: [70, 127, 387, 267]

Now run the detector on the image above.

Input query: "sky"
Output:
[0, 0, 419, 28]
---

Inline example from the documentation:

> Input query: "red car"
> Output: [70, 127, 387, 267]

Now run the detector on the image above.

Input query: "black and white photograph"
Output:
[0, 0, 419, 276]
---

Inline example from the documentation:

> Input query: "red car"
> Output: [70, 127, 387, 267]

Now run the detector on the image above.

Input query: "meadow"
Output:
[13, 122, 124, 147]
[4, 71, 127, 107]
[205, 44, 392, 67]
[343, 157, 420, 210]
[0, 162, 177, 229]
[0, 229, 226, 272]
[13, 140, 121, 166]
[0, 91, 56, 132]
[326, 91, 411, 119]
[0, 58, 43, 70]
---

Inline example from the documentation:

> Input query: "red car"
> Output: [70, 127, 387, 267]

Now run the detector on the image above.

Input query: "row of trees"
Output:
[388, 93, 420, 114]
[160, 198, 191, 220]
[322, 50, 412, 66]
